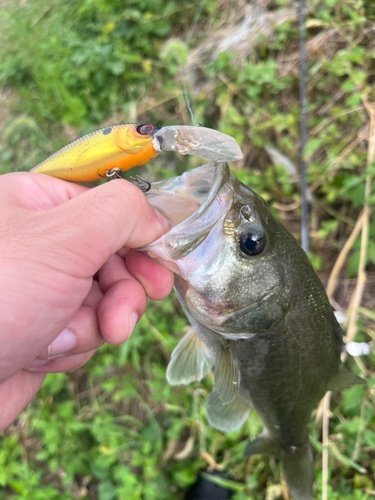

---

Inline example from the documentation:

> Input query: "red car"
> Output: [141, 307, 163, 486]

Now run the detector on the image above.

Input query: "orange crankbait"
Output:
[31, 123, 159, 182]
[31, 124, 243, 182]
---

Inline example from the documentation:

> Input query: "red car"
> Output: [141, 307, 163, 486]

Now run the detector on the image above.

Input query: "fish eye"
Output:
[136, 124, 154, 136]
[239, 232, 264, 256]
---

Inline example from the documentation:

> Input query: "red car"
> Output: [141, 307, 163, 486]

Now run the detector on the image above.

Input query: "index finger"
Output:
[29, 177, 169, 279]
[0, 172, 89, 210]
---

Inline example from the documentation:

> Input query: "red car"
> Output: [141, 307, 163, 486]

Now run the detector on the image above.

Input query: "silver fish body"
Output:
[141, 162, 363, 500]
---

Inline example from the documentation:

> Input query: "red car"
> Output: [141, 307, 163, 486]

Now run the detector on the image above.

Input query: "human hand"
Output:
[0, 172, 174, 431]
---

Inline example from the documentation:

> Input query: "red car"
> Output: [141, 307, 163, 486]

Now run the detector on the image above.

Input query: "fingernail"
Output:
[155, 210, 169, 231]
[27, 359, 48, 369]
[47, 329, 76, 358]
[128, 312, 138, 337]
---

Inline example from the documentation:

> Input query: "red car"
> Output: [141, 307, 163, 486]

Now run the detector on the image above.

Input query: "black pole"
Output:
[299, 0, 309, 253]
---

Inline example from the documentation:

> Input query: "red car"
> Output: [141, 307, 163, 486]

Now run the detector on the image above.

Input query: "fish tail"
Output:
[280, 443, 314, 500]
[245, 434, 313, 500]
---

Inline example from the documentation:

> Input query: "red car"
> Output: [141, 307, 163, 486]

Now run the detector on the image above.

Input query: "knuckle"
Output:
[110, 179, 147, 212]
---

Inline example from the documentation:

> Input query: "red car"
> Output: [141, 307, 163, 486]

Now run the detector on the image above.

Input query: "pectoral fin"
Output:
[327, 368, 366, 391]
[215, 341, 240, 405]
[166, 328, 213, 385]
[206, 389, 250, 432]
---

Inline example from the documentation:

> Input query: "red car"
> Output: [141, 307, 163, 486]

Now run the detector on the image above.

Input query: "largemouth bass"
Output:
[140, 162, 364, 500]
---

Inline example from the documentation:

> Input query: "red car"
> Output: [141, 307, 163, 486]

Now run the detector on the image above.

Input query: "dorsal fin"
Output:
[327, 368, 365, 391]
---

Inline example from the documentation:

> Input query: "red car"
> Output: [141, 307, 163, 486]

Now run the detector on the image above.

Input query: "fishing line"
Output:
[299, 0, 309, 253]
[182, 0, 206, 126]
[186, 0, 205, 48]
[182, 78, 196, 126]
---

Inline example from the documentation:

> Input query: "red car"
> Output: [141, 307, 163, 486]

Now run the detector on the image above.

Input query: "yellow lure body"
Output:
[31, 124, 159, 182]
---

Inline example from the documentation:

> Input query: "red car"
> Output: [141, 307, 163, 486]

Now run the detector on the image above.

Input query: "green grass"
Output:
[1, 0, 375, 498]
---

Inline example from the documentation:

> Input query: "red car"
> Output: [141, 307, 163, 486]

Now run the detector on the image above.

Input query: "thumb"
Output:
[32, 179, 168, 278]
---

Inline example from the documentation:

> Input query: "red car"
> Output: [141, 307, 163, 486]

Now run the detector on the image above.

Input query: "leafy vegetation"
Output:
[0, 0, 374, 498]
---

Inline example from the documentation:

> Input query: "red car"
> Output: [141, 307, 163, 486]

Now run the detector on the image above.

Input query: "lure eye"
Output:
[239, 232, 264, 256]
[136, 124, 154, 136]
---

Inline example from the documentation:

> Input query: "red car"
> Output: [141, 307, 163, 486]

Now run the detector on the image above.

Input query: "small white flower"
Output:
[345, 342, 371, 357]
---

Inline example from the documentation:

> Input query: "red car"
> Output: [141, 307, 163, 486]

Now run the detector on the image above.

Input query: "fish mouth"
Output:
[140, 162, 231, 269]
[141, 163, 280, 339]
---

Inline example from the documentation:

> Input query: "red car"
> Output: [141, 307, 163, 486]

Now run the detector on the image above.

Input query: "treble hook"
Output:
[130, 175, 151, 193]
[105, 167, 123, 180]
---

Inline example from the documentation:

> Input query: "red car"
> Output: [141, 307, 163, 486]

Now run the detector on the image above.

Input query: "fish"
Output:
[31, 124, 243, 182]
[139, 162, 364, 500]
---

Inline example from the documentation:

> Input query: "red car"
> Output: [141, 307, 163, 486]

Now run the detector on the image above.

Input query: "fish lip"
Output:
[170, 162, 230, 230]
[163, 162, 231, 260]
[140, 162, 231, 262]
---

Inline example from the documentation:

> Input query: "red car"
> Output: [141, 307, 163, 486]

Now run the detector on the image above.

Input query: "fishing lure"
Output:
[31, 124, 159, 182]
[31, 123, 243, 182]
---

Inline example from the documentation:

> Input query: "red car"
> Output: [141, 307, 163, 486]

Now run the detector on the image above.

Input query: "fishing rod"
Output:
[299, 0, 309, 253]
[182, 0, 309, 255]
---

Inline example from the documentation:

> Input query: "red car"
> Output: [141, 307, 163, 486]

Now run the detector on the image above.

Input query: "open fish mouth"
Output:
[140, 162, 232, 271]
[140, 162, 283, 338]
